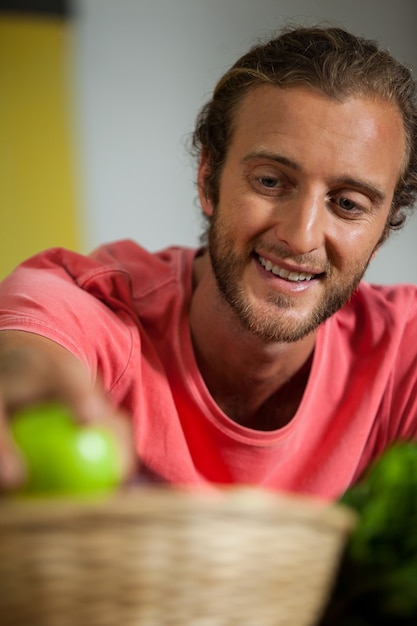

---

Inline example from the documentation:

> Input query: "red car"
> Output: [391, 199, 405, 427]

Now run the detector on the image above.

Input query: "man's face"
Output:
[198, 85, 406, 343]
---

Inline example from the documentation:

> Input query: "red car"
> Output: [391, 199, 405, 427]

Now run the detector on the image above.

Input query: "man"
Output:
[0, 26, 416, 499]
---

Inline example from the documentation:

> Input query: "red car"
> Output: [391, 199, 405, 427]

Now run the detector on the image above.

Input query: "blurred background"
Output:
[1, 0, 417, 283]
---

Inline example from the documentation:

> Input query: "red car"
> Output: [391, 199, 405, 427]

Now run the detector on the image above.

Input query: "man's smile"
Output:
[255, 253, 322, 283]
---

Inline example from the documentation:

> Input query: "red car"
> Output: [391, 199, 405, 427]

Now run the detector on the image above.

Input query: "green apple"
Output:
[10, 403, 122, 496]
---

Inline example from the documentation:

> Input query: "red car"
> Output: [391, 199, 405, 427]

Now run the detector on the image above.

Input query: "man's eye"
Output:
[259, 176, 279, 188]
[337, 197, 357, 211]
[248, 170, 290, 196]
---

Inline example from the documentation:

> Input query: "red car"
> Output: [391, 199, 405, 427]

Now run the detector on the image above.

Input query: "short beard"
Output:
[208, 213, 371, 344]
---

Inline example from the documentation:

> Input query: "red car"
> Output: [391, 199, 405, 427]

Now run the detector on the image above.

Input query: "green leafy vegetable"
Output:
[319, 442, 417, 625]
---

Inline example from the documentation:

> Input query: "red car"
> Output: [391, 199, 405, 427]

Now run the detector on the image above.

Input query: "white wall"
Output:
[70, 0, 417, 285]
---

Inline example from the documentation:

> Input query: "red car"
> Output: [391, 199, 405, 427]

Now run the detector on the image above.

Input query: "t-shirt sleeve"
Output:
[0, 247, 136, 391]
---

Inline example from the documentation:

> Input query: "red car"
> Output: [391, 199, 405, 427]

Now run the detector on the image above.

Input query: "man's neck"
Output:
[189, 252, 317, 430]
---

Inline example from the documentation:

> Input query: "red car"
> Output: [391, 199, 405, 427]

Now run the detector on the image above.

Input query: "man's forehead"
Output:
[231, 84, 406, 161]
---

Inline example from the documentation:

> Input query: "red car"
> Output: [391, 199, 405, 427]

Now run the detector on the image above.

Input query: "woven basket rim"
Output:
[0, 486, 357, 532]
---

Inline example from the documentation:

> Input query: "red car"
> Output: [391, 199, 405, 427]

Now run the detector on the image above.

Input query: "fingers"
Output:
[47, 360, 138, 482]
[0, 345, 57, 411]
[0, 345, 54, 490]
[0, 332, 137, 491]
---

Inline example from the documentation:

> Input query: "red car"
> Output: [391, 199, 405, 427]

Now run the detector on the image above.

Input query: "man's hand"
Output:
[0, 330, 136, 491]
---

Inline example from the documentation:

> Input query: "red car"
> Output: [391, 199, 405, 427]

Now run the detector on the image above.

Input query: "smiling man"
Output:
[0, 26, 417, 499]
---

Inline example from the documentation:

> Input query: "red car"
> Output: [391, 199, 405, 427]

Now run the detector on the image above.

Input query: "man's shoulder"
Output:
[17, 239, 198, 307]
[336, 280, 417, 335]
[352, 280, 417, 310]
[88, 240, 197, 298]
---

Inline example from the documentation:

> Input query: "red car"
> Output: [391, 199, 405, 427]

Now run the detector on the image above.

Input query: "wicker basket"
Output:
[0, 487, 355, 626]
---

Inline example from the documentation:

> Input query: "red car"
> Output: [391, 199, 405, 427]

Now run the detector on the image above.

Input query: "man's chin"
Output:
[227, 298, 322, 344]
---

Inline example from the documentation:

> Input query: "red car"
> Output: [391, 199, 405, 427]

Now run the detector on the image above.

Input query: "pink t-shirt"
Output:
[1, 240, 417, 499]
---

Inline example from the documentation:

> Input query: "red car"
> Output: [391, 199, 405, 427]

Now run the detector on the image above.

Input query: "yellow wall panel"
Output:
[0, 14, 81, 278]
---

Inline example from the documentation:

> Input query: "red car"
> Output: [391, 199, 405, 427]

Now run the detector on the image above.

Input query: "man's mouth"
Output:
[256, 254, 320, 282]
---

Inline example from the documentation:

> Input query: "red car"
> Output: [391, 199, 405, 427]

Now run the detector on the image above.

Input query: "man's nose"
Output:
[273, 192, 327, 255]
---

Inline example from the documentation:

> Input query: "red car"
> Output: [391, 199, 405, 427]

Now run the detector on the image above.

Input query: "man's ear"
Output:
[370, 235, 386, 261]
[197, 152, 214, 217]
[373, 218, 393, 257]
[370, 230, 389, 262]
[370, 247, 380, 262]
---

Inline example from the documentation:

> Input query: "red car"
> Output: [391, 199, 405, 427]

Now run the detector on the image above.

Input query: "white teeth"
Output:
[258, 255, 315, 282]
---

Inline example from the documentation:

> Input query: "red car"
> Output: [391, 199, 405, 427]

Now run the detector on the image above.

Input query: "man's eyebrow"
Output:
[241, 151, 301, 171]
[329, 177, 387, 205]
[242, 151, 387, 205]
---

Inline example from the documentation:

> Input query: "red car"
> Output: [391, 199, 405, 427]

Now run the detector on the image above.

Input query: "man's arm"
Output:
[0, 329, 136, 490]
